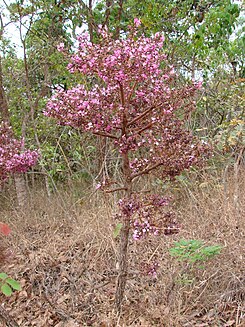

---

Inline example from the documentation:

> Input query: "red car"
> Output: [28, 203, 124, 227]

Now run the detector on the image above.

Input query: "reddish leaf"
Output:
[0, 223, 11, 236]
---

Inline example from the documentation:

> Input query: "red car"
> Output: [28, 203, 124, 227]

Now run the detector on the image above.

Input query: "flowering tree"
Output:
[0, 122, 38, 184]
[0, 123, 30, 326]
[45, 20, 210, 311]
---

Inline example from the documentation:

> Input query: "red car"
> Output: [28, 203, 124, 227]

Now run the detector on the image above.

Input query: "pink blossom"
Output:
[0, 123, 38, 183]
[57, 42, 65, 52]
[134, 18, 141, 27]
[95, 183, 102, 190]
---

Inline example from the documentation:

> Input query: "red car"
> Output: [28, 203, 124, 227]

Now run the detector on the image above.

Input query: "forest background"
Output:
[0, 0, 244, 326]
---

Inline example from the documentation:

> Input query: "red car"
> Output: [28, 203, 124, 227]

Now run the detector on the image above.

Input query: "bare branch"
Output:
[103, 0, 113, 30]
[119, 82, 125, 107]
[127, 105, 156, 127]
[93, 131, 119, 140]
[105, 187, 127, 193]
[131, 162, 162, 180]
[127, 80, 138, 103]
[115, 0, 124, 39]
[77, 0, 99, 41]
[132, 122, 153, 135]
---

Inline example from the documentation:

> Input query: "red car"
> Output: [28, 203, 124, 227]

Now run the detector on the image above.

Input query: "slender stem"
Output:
[105, 187, 127, 193]
[103, 0, 112, 30]
[132, 122, 153, 135]
[0, 55, 10, 122]
[127, 102, 162, 127]
[114, 0, 123, 39]
[93, 131, 118, 139]
[131, 162, 162, 180]
[127, 80, 138, 103]
[119, 82, 125, 107]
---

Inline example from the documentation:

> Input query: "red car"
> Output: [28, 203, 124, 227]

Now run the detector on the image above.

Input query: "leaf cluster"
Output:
[169, 239, 222, 264]
[0, 273, 21, 297]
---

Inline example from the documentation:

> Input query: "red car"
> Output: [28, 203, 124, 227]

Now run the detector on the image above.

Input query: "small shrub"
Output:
[170, 239, 222, 284]
[170, 239, 222, 263]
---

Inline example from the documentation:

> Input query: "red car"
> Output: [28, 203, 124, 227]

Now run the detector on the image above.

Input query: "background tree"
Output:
[1, 8, 38, 206]
[0, 122, 38, 206]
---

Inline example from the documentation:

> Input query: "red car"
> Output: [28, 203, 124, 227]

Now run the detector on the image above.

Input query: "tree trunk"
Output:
[115, 217, 130, 313]
[14, 174, 28, 208]
[115, 149, 132, 313]
[0, 56, 10, 122]
[0, 51, 29, 208]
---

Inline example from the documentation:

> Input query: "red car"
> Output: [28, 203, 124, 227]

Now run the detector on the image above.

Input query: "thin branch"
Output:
[102, 0, 113, 30]
[132, 122, 153, 135]
[127, 104, 157, 127]
[0, 14, 13, 35]
[131, 162, 162, 180]
[2, 0, 10, 9]
[119, 82, 125, 106]
[105, 187, 127, 193]
[77, 0, 99, 39]
[127, 80, 138, 103]
[93, 131, 118, 139]
[115, 0, 124, 39]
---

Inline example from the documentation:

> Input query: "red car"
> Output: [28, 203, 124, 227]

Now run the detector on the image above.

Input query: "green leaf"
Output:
[0, 272, 8, 280]
[1, 284, 13, 297]
[6, 278, 21, 291]
[113, 223, 123, 238]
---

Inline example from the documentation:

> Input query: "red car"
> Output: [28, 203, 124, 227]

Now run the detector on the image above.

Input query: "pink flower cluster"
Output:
[68, 25, 165, 85]
[0, 123, 38, 182]
[45, 24, 209, 178]
[132, 220, 159, 240]
[45, 24, 167, 136]
[117, 194, 179, 240]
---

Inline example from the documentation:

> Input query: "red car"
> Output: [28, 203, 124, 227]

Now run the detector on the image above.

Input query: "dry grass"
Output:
[0, 169, 244, 326]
